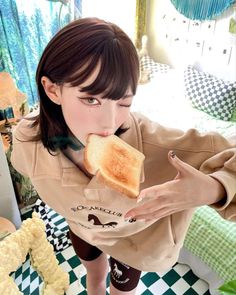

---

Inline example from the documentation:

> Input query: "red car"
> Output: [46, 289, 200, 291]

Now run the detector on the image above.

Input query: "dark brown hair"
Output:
[33, 17, 140, 151]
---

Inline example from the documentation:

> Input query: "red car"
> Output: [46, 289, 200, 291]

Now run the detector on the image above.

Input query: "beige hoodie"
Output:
[11, 112, 236, 271]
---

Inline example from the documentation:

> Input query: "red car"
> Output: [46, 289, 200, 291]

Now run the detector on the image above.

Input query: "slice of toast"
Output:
[84, 134, 145, 198]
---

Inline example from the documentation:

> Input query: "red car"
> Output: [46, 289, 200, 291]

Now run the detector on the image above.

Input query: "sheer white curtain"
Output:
[82, 0, 136, 41]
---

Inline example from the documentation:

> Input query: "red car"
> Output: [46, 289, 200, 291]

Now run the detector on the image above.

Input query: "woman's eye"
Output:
[79, 97, 99, 105]
[119, 104, 131, 108]
[87, 98, 98, 104]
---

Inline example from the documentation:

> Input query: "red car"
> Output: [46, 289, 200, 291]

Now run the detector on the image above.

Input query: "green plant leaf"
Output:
[229, 18, 236, 34]
[218, 280, 236, 295]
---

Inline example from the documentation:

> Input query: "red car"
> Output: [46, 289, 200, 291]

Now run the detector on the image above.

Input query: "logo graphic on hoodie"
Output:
[88, 214, 118, 228]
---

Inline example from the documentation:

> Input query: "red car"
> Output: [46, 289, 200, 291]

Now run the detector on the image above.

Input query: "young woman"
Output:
[11, 17, 236, 295]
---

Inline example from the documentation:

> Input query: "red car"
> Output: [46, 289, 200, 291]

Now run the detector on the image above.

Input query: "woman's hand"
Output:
[124, 151, 226, 221]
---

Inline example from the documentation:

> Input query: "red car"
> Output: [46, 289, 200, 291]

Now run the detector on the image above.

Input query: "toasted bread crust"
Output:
[96, 172, 138, 198]
[83, 135, 99, 175]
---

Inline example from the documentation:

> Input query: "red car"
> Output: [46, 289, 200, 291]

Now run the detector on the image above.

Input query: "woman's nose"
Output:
[100, 102, 116, 131]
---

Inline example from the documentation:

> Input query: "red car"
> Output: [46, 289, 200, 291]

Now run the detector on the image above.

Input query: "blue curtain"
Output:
[0, 0, 82, 107]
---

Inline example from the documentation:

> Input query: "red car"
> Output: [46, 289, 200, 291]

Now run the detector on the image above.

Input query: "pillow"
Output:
[140, 55, 170, 83]
[184, 66, 236, 121]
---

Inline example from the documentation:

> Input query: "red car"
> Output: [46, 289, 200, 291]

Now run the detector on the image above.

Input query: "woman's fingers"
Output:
[137, 182, 169, 203]
[124, 152, 209, 222]
[126, 207, 176, 222]
[125, 194, 174, 220]
[125, 200, 162, 219]
[168, 150, 197, 178]
[125, 181, 178, 220]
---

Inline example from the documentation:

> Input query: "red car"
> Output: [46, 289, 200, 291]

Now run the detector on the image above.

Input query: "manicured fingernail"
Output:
[124, 214, 134, 221]
[125, 217, 132, 222]
[170, 151, 176, 158]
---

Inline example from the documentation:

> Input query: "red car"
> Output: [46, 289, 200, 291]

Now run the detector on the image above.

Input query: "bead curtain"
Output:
[170, 0, 236, 20]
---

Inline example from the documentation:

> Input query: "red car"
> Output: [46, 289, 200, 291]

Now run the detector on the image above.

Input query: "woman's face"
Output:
[58, 67, 133, 145]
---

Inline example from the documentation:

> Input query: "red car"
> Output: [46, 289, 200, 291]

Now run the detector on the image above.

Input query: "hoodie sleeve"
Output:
[132, 112, 236, 222]
[199, 135, 236, 221]
[10, 119, 37, 177]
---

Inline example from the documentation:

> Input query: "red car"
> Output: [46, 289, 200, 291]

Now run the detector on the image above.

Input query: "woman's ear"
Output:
[41, 76, 61, 105]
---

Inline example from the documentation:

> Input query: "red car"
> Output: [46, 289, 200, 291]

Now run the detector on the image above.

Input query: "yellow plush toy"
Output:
[0, 212, 70, 294]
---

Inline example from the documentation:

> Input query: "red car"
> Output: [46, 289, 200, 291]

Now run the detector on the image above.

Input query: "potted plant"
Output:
[219, 279, 236, 295]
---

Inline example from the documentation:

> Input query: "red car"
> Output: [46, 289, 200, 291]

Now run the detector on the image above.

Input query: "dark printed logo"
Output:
[88, 214, 118, 228]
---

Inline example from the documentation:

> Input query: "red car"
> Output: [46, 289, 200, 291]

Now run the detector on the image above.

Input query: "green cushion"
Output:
[184, 206, 236, 281]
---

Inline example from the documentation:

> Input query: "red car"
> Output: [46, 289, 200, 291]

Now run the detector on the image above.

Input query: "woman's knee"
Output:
[81, 253, 109, 282]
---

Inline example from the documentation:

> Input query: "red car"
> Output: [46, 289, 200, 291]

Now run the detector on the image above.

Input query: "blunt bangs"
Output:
[62, 23, 139, 100]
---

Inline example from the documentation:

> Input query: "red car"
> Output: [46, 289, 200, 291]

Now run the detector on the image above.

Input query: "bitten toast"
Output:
[84, 134, 145, 198]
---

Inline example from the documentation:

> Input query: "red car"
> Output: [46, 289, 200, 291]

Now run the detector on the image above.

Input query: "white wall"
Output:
[147, 0, 236, 81]
[82, 0, 136, 41]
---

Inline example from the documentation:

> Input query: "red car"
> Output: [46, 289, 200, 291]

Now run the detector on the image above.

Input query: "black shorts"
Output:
[69, 229, 141, 292]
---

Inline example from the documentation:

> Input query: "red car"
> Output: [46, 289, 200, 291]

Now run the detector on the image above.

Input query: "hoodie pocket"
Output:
[83, 176, 107, 201]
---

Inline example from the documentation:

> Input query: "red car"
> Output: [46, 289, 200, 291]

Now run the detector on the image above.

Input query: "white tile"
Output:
[72, 264, 86, 278]
[60, 246, 76, 260]
[66, 280, 85, 295]
[60, 261, 75, 272]
[171, 278, 190, 294]
[173, 263, 191, 276]
[192, 279, 209, 293]
[30, 279, 42, 293]
[22, 259, 30, 272]
[149, 279, 169, 294]
[14, 274, 23, 286]
[136, 280, 149, 294]
[21, 275, 31, 290]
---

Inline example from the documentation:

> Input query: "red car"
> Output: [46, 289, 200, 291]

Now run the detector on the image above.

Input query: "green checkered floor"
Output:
[11, 245, 210, 295]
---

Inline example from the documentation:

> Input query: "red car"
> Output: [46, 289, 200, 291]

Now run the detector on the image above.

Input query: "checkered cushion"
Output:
[140, 55, 170, 81]
[34, 199, 71, 252]
[184, 66, 236, 121]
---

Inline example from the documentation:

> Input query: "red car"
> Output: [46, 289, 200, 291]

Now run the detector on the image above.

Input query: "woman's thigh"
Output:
[69, 229, 141, 290]
[69, 229, 109, 278]
[109, 257, 141, 292]
[69, 229, 102, 261]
